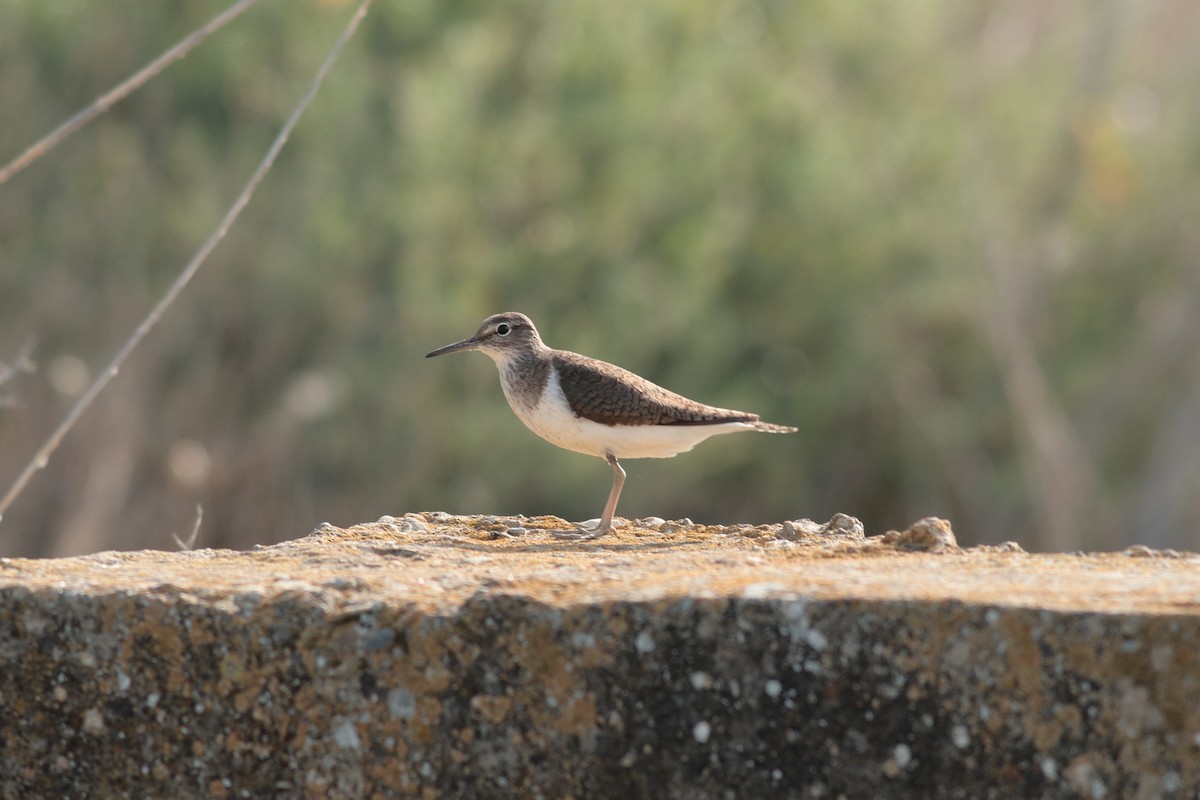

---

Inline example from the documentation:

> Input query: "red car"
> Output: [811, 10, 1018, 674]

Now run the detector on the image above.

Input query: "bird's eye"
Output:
[496, 323, 511, 336]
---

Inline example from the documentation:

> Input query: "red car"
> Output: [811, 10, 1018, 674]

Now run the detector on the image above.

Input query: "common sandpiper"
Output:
[426, 312, 796, 539]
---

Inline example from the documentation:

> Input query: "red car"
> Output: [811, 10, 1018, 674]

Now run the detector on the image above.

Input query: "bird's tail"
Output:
[754, 420, 798, 434]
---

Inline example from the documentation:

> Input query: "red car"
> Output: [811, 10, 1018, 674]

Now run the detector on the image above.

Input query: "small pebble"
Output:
[823, 513, 864, 537]
[82, 708, 106, 735]
[883, 517, 958, 553]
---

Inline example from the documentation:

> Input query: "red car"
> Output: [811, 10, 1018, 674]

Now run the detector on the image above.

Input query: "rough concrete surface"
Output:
[1, 512, 1199, 799]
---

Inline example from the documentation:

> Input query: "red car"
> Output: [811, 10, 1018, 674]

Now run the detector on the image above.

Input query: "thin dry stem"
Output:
[0, 339, 37, 408]
[172, 504, 204, 551]
[0, 0, 376, 525]
[0, 338, 37, 388]
[0, 0, 260, 186]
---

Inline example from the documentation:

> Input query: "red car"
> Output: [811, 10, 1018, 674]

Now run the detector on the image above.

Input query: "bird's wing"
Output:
[551, 351, 759, 427]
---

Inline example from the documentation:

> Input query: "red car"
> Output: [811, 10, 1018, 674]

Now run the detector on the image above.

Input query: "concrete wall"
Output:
[1, 513, 1197, 798]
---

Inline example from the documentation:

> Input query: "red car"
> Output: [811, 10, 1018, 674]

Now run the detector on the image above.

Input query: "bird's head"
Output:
[425, 312, 544, 365]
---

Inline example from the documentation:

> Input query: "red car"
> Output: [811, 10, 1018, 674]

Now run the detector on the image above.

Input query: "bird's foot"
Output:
[551, 518, 612, 541]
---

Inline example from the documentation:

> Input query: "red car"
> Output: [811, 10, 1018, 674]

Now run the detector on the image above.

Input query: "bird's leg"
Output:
[554, 453, 625, 541]
[594, 453, 626, 534]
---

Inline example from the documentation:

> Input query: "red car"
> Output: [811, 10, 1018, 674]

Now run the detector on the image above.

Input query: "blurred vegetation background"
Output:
[2, 0, 1198, 557]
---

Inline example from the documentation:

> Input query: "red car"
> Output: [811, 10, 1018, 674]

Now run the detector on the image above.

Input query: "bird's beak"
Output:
[425, 336, 481, 358]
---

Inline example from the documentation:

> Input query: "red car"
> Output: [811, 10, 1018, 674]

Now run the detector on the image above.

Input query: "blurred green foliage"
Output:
[2, 0, 1199, 556]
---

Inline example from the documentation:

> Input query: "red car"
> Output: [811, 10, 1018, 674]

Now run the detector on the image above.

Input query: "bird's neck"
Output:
[493, 346, 554, 411]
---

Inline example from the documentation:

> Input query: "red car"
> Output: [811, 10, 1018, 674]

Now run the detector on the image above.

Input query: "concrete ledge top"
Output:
[4, 512, 1198, 615]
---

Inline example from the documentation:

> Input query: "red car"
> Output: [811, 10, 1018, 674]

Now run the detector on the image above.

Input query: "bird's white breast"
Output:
[502, 367, 754, 460]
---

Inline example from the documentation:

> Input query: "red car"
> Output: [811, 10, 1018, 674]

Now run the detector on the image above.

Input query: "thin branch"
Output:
[0, 339, 37, 408]
[0, 338, 37, 388]
[0, 0, 260, 186]
[172, 504, 204, 551]
[0, 0, 376, 525]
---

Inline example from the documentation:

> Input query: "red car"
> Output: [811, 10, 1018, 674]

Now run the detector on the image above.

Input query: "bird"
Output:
[425, 312, 797, 539]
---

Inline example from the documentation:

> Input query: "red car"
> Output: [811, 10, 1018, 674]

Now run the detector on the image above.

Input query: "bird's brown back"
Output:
[551, 351, 760, 427]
